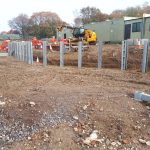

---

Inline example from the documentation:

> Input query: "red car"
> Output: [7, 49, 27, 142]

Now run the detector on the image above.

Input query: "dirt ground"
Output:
[0, 44, 150, 150]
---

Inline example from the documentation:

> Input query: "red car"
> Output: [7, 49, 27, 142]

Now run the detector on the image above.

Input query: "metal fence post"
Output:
[98, 41, 103, 68]
[60, 41, 64, 67]
[142, 40, 149, 73]
[78, 41, 82, 68]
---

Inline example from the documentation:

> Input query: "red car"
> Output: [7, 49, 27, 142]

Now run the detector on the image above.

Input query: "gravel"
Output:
[0, 105, 75, 148]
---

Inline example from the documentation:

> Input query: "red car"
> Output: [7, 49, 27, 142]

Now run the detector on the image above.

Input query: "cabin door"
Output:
[124, 24, 131, 40]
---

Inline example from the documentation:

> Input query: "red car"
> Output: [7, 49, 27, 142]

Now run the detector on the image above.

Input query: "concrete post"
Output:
[60, 41, 64, 67]
[24, 42, 28, 63]
[21, 42, 24, 61]
[78, 41, 82, 68]
[30, 42, 33, 64]
[98, 41, 103, 68]
[142, 40, 149, 73]
[8, 43, 11, 56]
[16, 42, 19, 59]
[121, 40, 128, 70]
[27, 42, 31, 64]
[43, 41, 47, 66]
[20, 42, 23, 61]
[12, 42, 15, 56]
[69, 39, 71, 51]
[18, 42, 21, 61]
[14, 42, 16, 58]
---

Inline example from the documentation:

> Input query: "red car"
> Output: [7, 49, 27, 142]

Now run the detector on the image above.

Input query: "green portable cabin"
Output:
[124, 15, 150, 40]
[84, 19, 124, 43]
[144, 17, 150, 39]
[56, 27, 73, 40]
[85, 21, 111, 42]
[84, 15, 150, 42]
[0, 34, 21, 40]
[124, 18, 143, 39]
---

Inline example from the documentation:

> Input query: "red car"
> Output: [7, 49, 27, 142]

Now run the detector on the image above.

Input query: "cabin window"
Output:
[132, 22, 142, 32]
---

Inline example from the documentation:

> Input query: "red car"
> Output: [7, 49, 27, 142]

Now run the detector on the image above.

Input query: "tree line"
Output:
[8, 1, 150, 39]
[74, 1, 150, 25]
[8, 12, 66, 39]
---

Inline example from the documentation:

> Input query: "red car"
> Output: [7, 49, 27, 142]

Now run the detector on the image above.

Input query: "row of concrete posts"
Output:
[8, 40, 149, 73]
[121, 39, 149, 73]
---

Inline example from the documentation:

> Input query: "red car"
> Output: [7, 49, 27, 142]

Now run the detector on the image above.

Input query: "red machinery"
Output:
[32, 37, 43, 49]
[0, 40, 10, 52]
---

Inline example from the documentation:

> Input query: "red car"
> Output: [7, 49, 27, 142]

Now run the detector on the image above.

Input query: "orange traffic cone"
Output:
[136, 40, 142, 49]
[50, 44, 52, 50]
[50, 44, 54, 52]
[36, 56, 39, 63]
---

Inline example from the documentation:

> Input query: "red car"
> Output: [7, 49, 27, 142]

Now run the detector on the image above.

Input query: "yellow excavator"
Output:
[57, 25, 97, 45]
[57, 25, 97, 51]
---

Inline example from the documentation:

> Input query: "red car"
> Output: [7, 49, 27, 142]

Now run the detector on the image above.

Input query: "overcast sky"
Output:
[0, 0, 147, 32]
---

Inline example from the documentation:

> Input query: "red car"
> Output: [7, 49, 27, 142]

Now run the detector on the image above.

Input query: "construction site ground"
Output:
[0, 44, 150, 150]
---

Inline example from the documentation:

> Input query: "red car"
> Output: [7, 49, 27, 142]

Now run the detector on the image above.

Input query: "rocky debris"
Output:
[73, 115, 79, 120]
[146, 141, 150, 146]
[0, 55, 150, 149]
[73, 127, 79, 132]
[71, 106, 126, 149]
[0, 104, 74, 148]
[100, 107, 104, 112]
[111, 141, 116, 146]
[139, 139, 150, 146]
[122, 139, 129, 144]
[27, 136, 32, 140]
[139, 139, 146, 144]
[29, 101, 36, 107]
[71, 102, 150, 149]
[82, 105, 88, 110]
[82, 130, 99, 145]
[0, 101, 5, 106]
[89, 130, 98, 139]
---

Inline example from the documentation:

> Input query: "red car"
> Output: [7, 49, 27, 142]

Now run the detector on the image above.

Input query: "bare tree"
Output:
[30, 11, 62, 26]
[74, 17, 83, 26]
[142, 1, 150, 14]
[74, 6, 108, 25]
[29, 11, 64, 38]
[8, 14, 29, 38]
[110, 10, 125, 19]
[110, 1, 150, 19]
